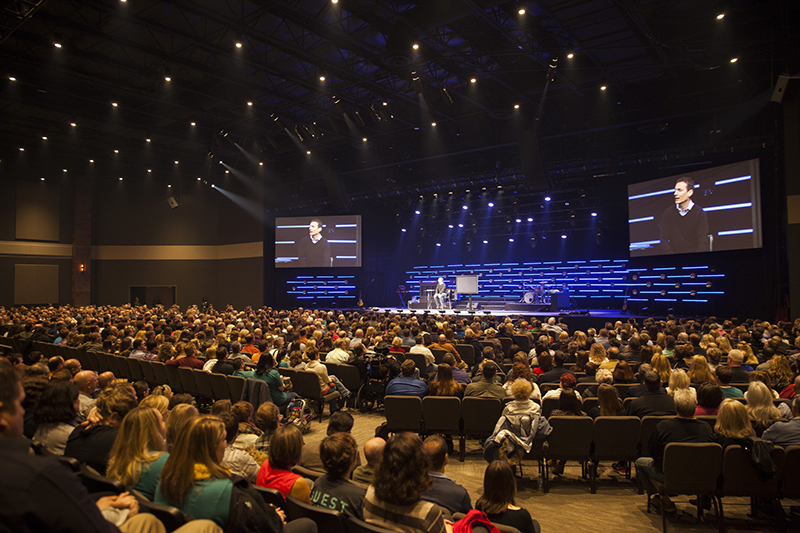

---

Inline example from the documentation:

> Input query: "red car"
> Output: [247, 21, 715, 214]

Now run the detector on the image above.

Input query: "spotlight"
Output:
[190, 122, 196, 126]
[219, 129, 229, 137]
[470, 77, 477, 83]
[306, 150, 311, 155]
[147, 169, 152, 172]
[462, 205, 468, 210]
[89, 159, 94, 163]
[368, 105, 383, 123]
[411, 71, 423, 94]
[600, 85, 607, 91]
[483, 240, 488, 244]
[518, 8, 526, 15]
[730, 57, 738, 63]
[544, 196, 551, 202]
[111, 102, 118, 107]
[401, 228, 406, 232]
[146, 138, 151, 142]
[448, 224, 453, 229]
[293, 124, 305, 142]
[41, 136, 47, 140]
[514, 104, 520, 109]
[412, 43, 419, 50]
[234, 33, 243, 48]
[415, 210, 420, 214]
[509, 238, 514, 242]
[716, 13, 725, 20]
[431, 122, 437, 127]
[70, 122, 77, 127]
[440, 86, 453, 105]
[436, 243, 441, 247]
[516, 218, 521, 223]
[8, 76, 16, 81]
[591, 212, 598, 217]
[114, 149, 119, 153]
[458, 223, 463, 228]
[332, 95, 347, 115]
[319, 75, 326, 81]
[247, 101, 253, 106]
[561, 234, 567, 239]
[527, 217, 533, 222]
[174, 160, 179, 164]
[567, 53, 574, 59]
[488, 202, 494, 207]
[352, 109, 365, 126]
[53, 33, 63, 48]
[271, 113, 286, 130]
[362, 137, 368, 142]
[164, 67, 172, 82]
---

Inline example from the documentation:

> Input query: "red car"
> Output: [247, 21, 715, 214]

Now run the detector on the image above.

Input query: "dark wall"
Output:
[0, 257, 73, 306]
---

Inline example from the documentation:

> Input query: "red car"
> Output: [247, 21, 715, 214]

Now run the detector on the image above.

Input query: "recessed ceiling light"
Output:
[382, 102, 388, 106]
[225, 170, 229, 173]
[114, 149, 119, 153]
[431, 122, 437, 127]
[111, 102, 118, 107]
[259, 162, 263, 165]
[470, 77, 477, 83]
[730, 57, 738, 63]
[717, 13, 725, 20]
[54, 42, 62, 48]
[70, 122, 77, 127]
[197, 177, 201, 181]
[19, 147, 25, 151]
[567, 53, 574, 59]
[147, 169, 151, 172]
[164, 76, 171, 82]
[119, 177, 123, 181]
[42, 136, 47, 140]
[247, 101, 253, 106]
[89, 159, 94, 163]
[190, 122, 196, 126]
[145, 138, 151, 142]
[174, 160, 179, 164]
[518, 8, 526, 15]
[600, 85, 607, 90]
[306, 150, 311, 155]
[514, 104, 520, 109]
[167, 184, 171, 188]
[62, 169, 67, 172]
[40, 177, 45, 181]
[235, 41, 243, 48]
[8, 76, 16, 81]
[331, 0, 338, 3]
[362, 137, 367, 142]
[412, 43, 419, 50]
[319, 75, 326, 81]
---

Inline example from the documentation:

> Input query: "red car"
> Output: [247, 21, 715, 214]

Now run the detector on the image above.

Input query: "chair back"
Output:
[406, 353, 428, 373]
[613, 383, 637, 399]
[581, 397, 599, 413]
[592, 416, 641, 461]
[152, 362, 168, 387]
[283, 495, 348, 533]
[347, 516, 397, 533]
[512, 335, 531, 354]
[696, 415, 717, 429]
[227, 375, 246, 401]
[547, 416, 593, 461]
[291, 464, 324, 481]
[126, 358, 144, 382]
[163, 364, 184, 393]
[333, 363, 362, 394]
[422, 396, 461, 434]
[662, 442, 722, 496]
[208, 372, 232, 400]
[193, 370, 215, 400]
[721, 444, 785, 497]
[384, 395, 423, 433]
[253, 485, 285, 508]
[177, 367, 198, 396]
[79, 468, 126, 494]
[454, 344, 475, 366]
[430, 348, 448, 364]
[294, 371, 323, 400]
[140, 360, 157, 385]
[639, 416, 674, 456]
[576, 383, 596, 396]
[782, 445, 800, 499]
[84, 350, 101, 372]
[541, 397, 560, 418]
[499, 337, 513, 357]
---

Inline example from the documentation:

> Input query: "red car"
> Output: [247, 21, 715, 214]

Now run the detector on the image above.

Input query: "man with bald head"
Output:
[96, 372, 115, 395]
[352, 437, 385, 485]
[47, 357, 64, 377]
[74, 371, 98, 422]
[64, 359, 82, 377]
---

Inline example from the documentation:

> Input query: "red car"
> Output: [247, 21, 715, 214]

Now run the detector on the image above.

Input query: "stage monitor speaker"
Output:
[167, 196, 179, 209]
[772, 74, 800, 104]
[519, 126, 547, 190]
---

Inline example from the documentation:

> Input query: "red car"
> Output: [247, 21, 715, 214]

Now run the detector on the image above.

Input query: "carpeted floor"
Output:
[301, 408, 798, 533]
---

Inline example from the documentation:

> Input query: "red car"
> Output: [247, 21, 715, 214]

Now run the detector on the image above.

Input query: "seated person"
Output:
[219, 412, 259, 483]
[310, 432, 366, 519]
[420, 435, 472, 516]
[32, 380, 79, 455]
[107, 406, 168, 501]
[352, 437, 385, 486]
[386, 359, 428, 398]
[254, 402, 280, 454]
[256, 424, 312, 504]
[476, 461, 540, 533]
[301, 411, 360, 471]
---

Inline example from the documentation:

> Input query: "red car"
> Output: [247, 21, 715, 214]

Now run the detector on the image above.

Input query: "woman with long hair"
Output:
[139, 394, 169, 421]
[612, 361, 634, 384]
[363, 432, 448, 533]
[428, 364, 463, 398]
[588, 383, 623, 418]
[165, 403, 198, 451]
[107, 406, 167, 501]
[550, 389, 585, 417]
[588, 343, 608, 366]
[687, 355, 715, 385]
[156, 416, 284, 530]
[476, 461, 540, 533]
[650, 353, 672, 384]
[716, 335, 733, 355]
[503, 362, 542, 400]
[666, 369, 696, 401]
[745, 381, 782, 436]
[32, 381, 79, 455]
[254, 352, 297, 408]
[769, 355, 794, 392]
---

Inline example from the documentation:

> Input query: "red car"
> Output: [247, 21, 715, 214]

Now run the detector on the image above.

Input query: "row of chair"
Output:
[646, 442, 800, 533]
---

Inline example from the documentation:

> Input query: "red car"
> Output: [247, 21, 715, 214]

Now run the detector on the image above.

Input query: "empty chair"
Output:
[384, 395, 423, 434]
[644, 443, 724, 533]
[460, 397, 503, 462]
[591, 416, 642, 488]
[193, 369, 215, 401]
[545, 416, 594, 492]
[454, 344, 475, 366]
[283, 495, 348, 533]
[177, 367, 198, 397]
[208, 372, 231, 400]
[422, 396, 461, 439]
[582, 397, 599, 413]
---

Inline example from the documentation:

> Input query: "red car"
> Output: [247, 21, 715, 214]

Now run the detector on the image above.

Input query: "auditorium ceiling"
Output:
[1, 0, 798, 209]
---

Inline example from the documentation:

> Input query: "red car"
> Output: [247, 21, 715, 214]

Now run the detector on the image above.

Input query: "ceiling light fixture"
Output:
[111, 102, 118, 107]
[470, 77, 477, 83]
[70, 122, 77, 127]
[247, 101, 253, 106]
[567, 53, 574, 59]
[600, 85, 607, 90]
[716, 13, 725, 20]
[9, 76, 16, 81]
[190, 122, 196, 126]
[42, 136, 47, 140]
[412, 43, 419, 50]
[518, 8, 526, 15]
[319, 75, 326, 81]
[730, 57, 738, 63]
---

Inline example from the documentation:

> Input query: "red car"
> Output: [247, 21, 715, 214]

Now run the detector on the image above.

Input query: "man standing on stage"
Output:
[298, 218, 332, 267]
[659, 177, 710, 254]
[433, 277, 447, 309]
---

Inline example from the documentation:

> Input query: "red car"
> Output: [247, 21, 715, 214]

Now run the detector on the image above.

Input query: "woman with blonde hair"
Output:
[713, 399, 754, 447]
[165, 403, 199, 451]
[156, 343, 174, 363]
[737, 343, 758, 367]
[745, 381, 782, 436]
[156, 416, 283, 529]
[768, 355, 794, 392]
[139, 394, 169, 421]
[588, 343, 608, 366]
[716, 335, 733, 355]
[107, 406, 167, 500]
[687, 355, 715, 385]
[666, 369, 696, 400]
[650, 353, 672, 384]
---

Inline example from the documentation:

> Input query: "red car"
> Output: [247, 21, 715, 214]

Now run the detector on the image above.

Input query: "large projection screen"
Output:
[628, 159, 762, 257]
[275, 215, 362, 268]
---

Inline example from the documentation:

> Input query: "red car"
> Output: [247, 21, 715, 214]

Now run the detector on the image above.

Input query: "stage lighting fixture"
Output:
[509, 238, 514, 242]
[431, 122, 437, 127]
[9, 76, 16, 81]
[448, 224, 454, 229]
[527, 217, 533, 222]
[561, 234, 567, 239]
[412, 43, 419, 50]
[716, 13, 725, 20]
[544, 196, 551, 202]
[483, 240, 488, 244]
[271, 113, 286, 130]
[190, 122, 196, 126]
[353, 109, 366, 126]
[530, 235, 536, 249]
[401, 228, 406, 232]
[519, 8, 526, 15]
[234, 32, 243, 48]
[293, 126, 305, 142]
[514, 104, 520, 109]
[440, 86, 453, 105]
[219, 129, 229, 137]
[462, 205, 468, 210]
[567, 53, 574, 59]
[111, 102, 118, 107]
[410, 71, 423, 94]
[319, 75, 326, 81]
[488, 202, 494, 207]
[53, 33, 63, 48]
[306, 150, 311, 155]
[591, 212, 598, 217]
[70, 122, 77, 127]
[600, 85, 607, 91]
[516, 218, 521, 223]
[332, 95, 347, 115]
[730, 57, 738, 63]
[483, 310, 491, 315]
[368, 105, 382, 123]
[309, 122, 322, 137]
[164, 67, 172, 82]
[470, 77, 477, 83]
[436, 243, 441, 247]
[247, 101, 253, 106]
[303, 124, 315, 138]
